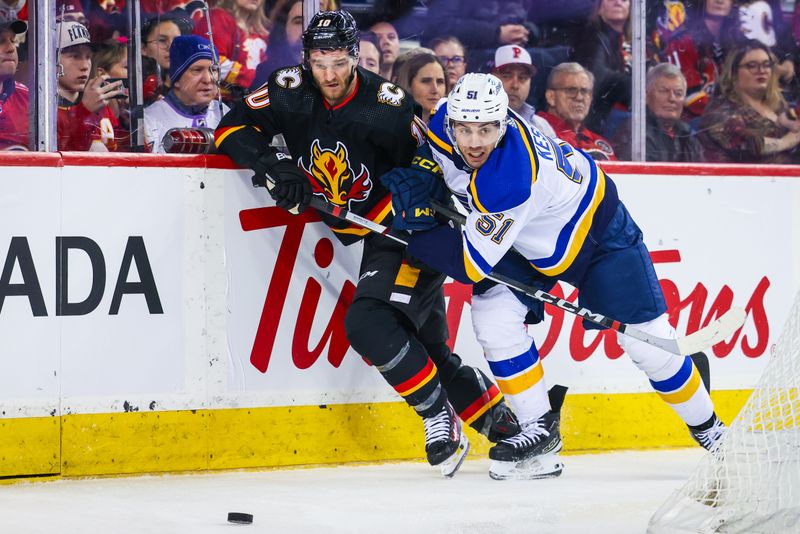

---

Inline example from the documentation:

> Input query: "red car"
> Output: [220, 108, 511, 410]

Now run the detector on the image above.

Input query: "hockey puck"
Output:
[227, 512, 253, 524]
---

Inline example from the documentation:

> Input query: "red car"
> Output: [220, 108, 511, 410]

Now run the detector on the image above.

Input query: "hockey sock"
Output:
[619, 315, 715, 427]
[648, 355, 715, 427]
[345, 298, 445, 417]
[422, 343, 505, 432]
[486, 341, 550, 424]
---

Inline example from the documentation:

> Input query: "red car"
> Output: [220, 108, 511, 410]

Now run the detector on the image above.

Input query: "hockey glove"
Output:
[252, 152, 312, 214]
[380, 167, 444, 231]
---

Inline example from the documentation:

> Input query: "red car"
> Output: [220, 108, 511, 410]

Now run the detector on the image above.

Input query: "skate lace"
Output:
[423, 405, 452, 445]
[695, 418, 726, 450]
[502, 419, 548, 449]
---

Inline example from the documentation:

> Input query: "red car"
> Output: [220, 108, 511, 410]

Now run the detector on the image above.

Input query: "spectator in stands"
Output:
[423, 0, 537, 58]
[140, 0, 188, 14]
[0, 0, 27, 22]
[57, 0, 89, 27]
[193, 0, 269, 100]
[393, 51, 446, 123]
[538, 62, 616, 159]
[572, 0, 632, 137]
[144, 35, 228, 152]
[92, 38, 130, 150]
[86, 0, 127, 42]
[491, 45, 556, 137]
[0, 15, 28, 150]
[358, 31, 382, 76]
[142, 13, 189, 89]
[735, 0, 796, 86]
[699, 40, 800, 164]
[369, 20, 400, 80]
[661, 0, 737, 121]
[429, 35, 467, 92]
[644, 63, 703, 161]
[251, 0, 303, 89]
[57, 21, 124, 151]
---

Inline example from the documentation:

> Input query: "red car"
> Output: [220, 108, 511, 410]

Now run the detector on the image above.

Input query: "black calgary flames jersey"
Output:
[215, 65, 427, 245]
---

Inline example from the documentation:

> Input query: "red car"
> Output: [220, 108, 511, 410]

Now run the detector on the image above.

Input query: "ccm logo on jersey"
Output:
[411, 156, 442, 175]
[413, 207, 433, 217]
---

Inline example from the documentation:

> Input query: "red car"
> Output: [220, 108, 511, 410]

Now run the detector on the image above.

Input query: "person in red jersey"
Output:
[537, 62, 617, 161]
[0, 15, 28, 150]
[56, 20, 125, 151]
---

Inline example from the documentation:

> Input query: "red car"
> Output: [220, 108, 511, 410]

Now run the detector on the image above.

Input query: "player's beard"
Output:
[320, 67, 357, 106]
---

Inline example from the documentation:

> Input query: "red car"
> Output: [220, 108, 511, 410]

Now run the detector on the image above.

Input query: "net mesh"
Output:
[649, 291, 800, 534]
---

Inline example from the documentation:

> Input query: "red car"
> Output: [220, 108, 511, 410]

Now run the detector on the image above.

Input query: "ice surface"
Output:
[0, 449, 705, 534]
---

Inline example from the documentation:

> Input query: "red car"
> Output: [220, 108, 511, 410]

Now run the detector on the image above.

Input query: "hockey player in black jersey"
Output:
[215, 10, 520, 477]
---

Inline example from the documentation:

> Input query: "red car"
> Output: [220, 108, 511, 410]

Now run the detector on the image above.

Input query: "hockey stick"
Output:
[426, 199, 747, 355]
[257, 180, 746, 355]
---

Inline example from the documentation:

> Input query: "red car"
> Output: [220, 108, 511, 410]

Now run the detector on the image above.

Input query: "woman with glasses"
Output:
[142, 14, 189, 88]
[699, 39, 800, 163]
[429, 36, 467, 92]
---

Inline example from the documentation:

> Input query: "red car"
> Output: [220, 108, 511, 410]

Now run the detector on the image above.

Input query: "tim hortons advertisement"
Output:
[1, 160, 796, 416]
[223, 167, 798, 404]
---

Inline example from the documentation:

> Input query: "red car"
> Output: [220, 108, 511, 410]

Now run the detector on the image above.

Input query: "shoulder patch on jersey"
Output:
[274, 66, 303, 89]
[469, 121, 536, 214]
[377, 82, 405, 106]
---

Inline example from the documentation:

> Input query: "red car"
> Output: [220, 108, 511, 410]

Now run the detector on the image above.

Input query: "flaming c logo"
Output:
[300, 140, 372, 208]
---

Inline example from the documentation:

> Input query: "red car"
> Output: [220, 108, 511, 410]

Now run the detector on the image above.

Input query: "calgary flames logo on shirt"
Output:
[300, 140, 372, 208]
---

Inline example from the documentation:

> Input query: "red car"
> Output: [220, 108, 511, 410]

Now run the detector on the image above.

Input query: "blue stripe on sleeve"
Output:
[531, 160, 598, 270]
[464, 235, 493, 275]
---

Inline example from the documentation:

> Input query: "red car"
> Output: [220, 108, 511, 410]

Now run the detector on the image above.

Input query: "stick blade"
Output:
[676, 307, 747, 355]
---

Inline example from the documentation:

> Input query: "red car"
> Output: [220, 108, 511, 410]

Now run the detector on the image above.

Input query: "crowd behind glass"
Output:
[0, 0, 798, 162]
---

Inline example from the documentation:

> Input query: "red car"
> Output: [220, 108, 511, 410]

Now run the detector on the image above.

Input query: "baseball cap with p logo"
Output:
[493, 44, 535, 74]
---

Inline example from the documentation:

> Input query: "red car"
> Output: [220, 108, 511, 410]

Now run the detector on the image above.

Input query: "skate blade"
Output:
[440, 433, 470, 478]
[489, 453, 564, 480]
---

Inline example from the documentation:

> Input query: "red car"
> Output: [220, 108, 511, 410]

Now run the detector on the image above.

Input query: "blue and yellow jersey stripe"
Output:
[529, 163, 607, 277]
[462, 234, 492, 282]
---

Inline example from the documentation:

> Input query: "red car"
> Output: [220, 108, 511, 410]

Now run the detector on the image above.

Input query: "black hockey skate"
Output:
[689, 412, 726, 452]
[488, 385, 567, 480]
[423, 401, 470, 477]
[485, 400, 521, 443]
[686, 353, 726, 451]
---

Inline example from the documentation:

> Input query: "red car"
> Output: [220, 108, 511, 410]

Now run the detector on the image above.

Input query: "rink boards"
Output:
[0, 153, 798, 478]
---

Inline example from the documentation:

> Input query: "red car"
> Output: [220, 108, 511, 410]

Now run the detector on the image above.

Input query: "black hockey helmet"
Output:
[302, 10, 359, 65]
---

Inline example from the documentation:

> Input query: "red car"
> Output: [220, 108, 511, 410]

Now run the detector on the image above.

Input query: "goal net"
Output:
[648, 291, 800, 534]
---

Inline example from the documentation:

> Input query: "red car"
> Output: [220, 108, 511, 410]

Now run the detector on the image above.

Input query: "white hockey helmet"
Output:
[445, 73, 509, 152]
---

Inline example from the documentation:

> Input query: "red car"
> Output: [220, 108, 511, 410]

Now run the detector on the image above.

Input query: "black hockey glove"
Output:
[380, 166, 446, 231]
[252, 152, 312, 214]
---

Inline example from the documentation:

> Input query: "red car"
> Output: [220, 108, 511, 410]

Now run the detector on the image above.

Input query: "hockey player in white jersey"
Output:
[380, 73, 726, 480]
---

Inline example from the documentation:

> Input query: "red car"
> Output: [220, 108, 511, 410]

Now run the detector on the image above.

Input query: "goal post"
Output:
[648, 291, 800, 534]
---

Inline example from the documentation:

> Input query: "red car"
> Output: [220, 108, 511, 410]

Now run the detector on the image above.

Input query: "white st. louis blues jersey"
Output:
[426, 102, 619, 284]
